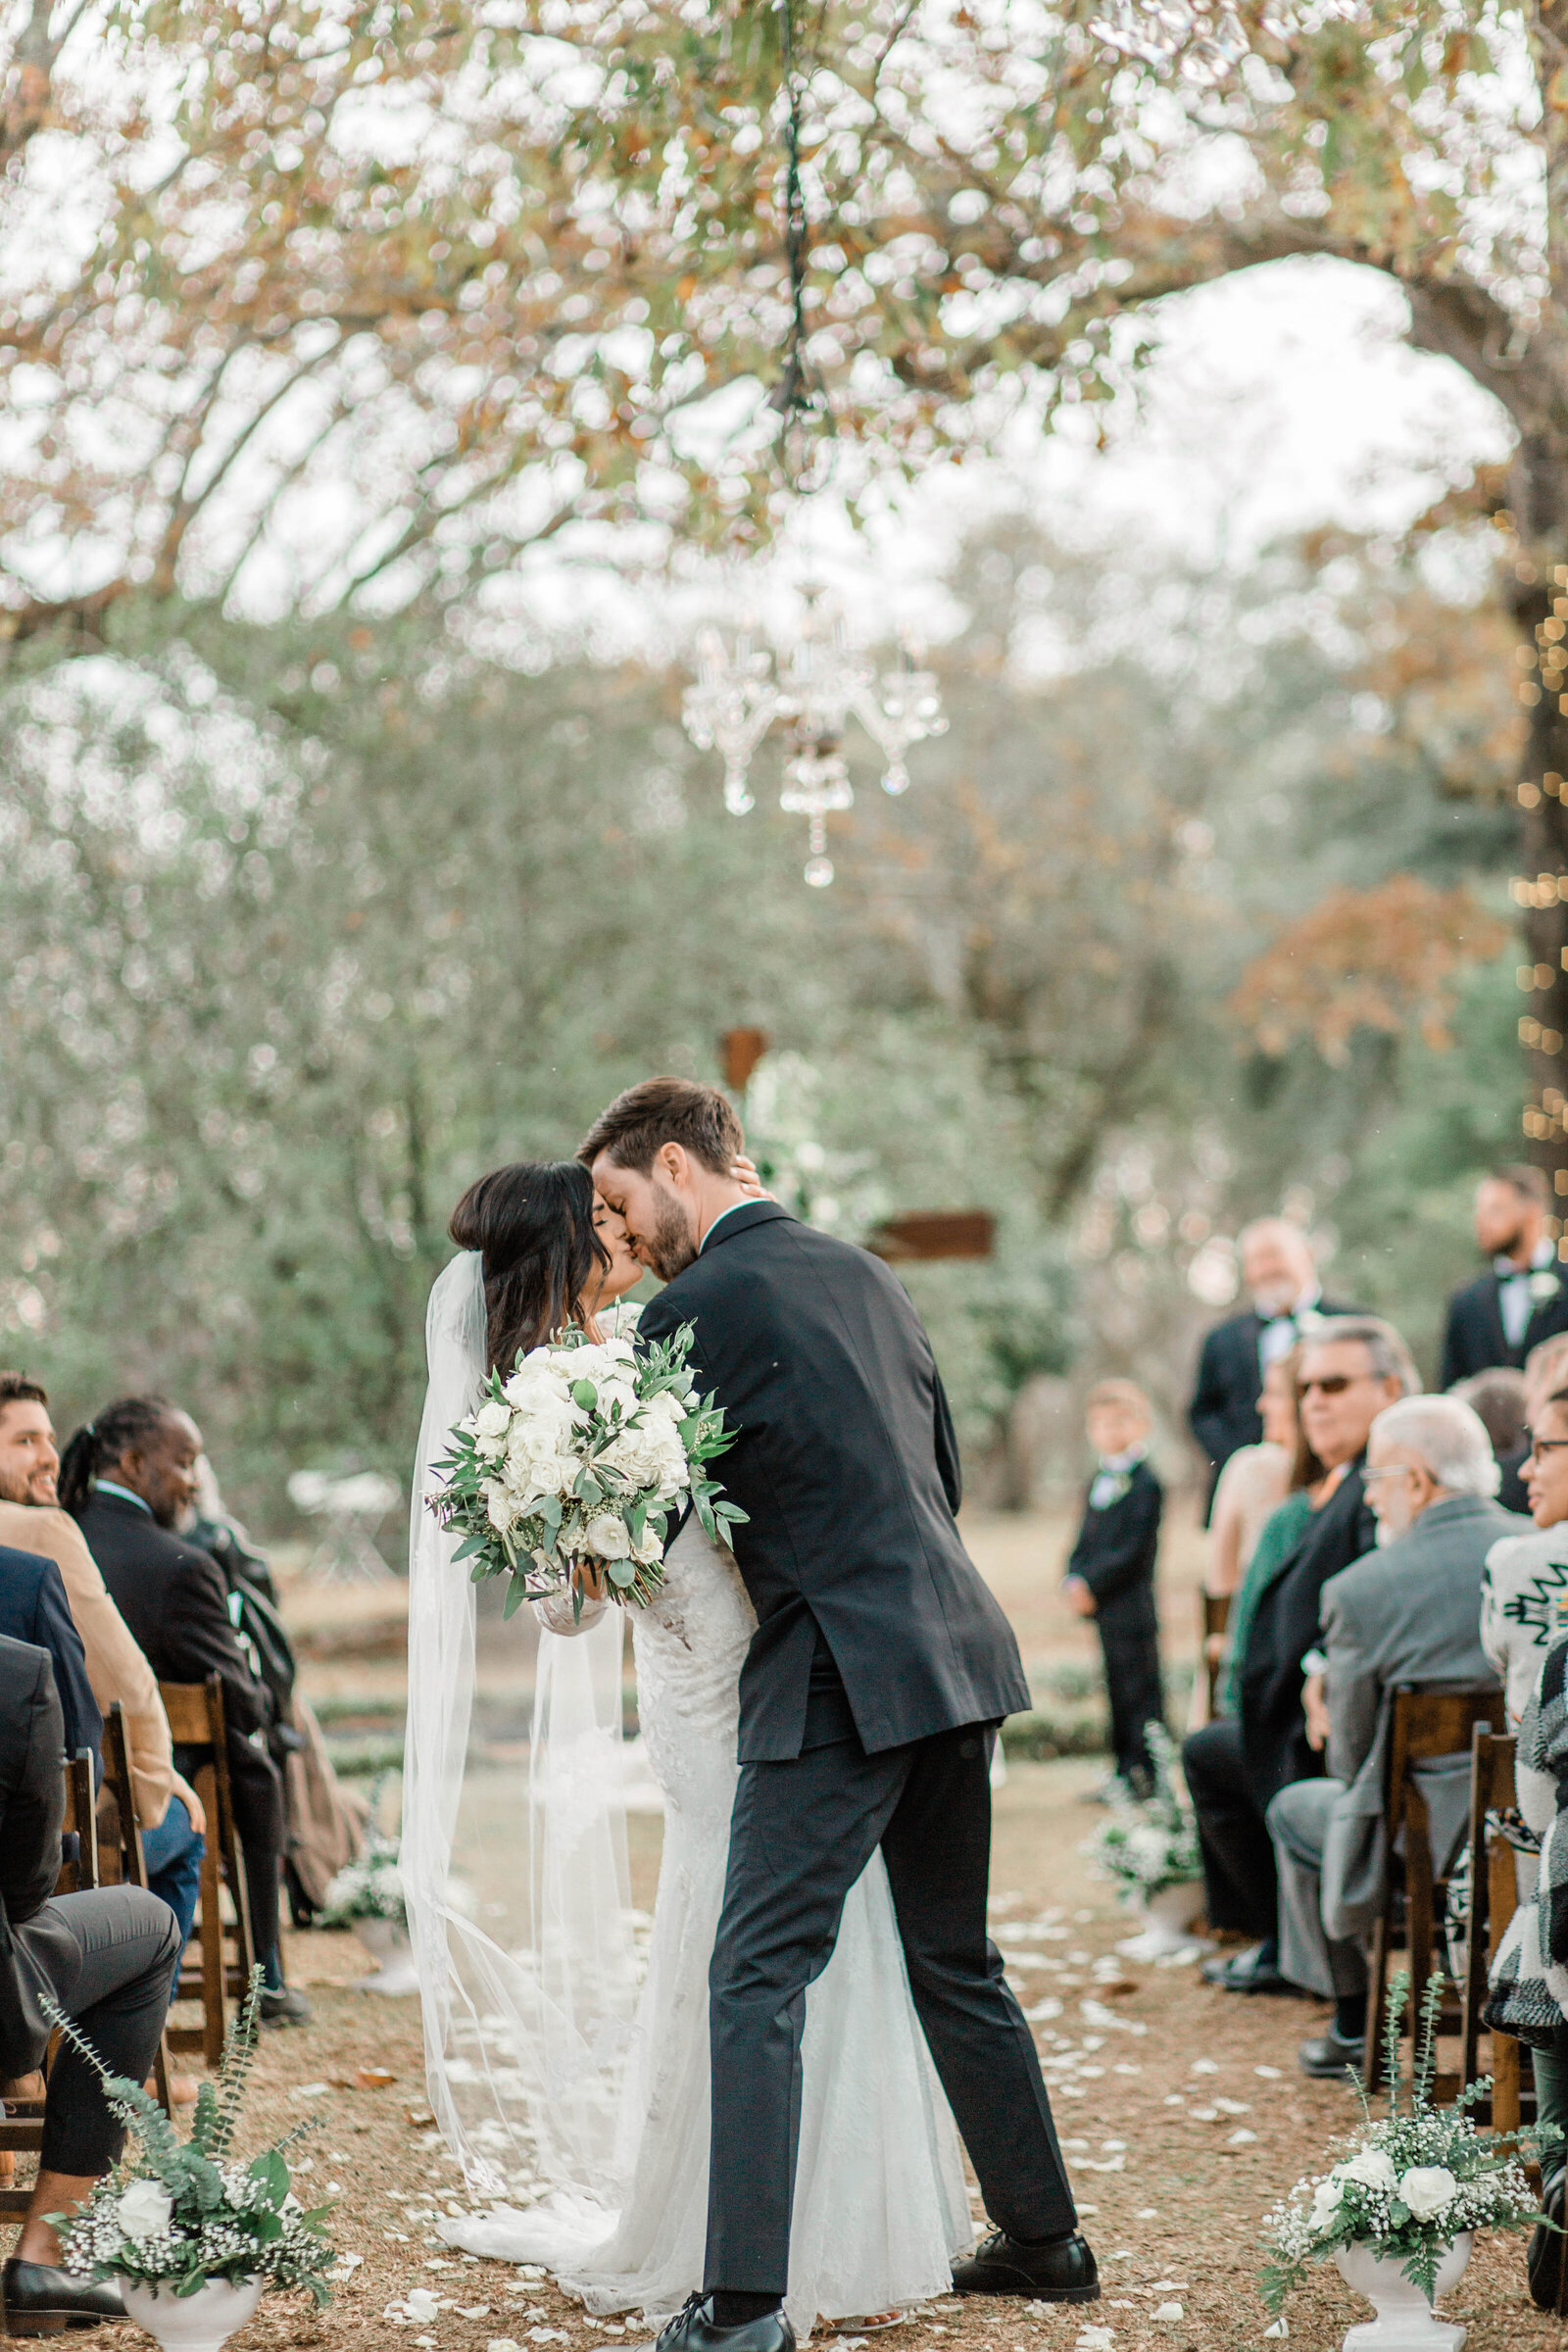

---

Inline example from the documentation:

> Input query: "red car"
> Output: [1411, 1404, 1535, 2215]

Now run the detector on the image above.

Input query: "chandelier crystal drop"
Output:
[681, 588, 947, 885]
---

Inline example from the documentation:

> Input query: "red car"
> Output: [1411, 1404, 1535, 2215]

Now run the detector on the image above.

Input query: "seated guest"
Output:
[0, 1633, 181, 2335]
[1061, 1380, 1165, 1797]
[1200, 1354, 1316, 1726]
[0, 1373, 206, 1946]
[1441, 1164, 1568, 1388]
[1188, 1217, 1356, 1515]
[185, 1455, 366, 1924]
[59, 1398, 310, 2027]
[1448, 1366, 1529, 1509]
[0, 1544, 100, 1774]
[1264, 1396, 1512, 2078]
[1486, 1332, 1568, 1531]
[1191, 1316, 1417, 1995]
[1483, 1372, 1568, 1730]
[1483, 1613, 1568, 2307]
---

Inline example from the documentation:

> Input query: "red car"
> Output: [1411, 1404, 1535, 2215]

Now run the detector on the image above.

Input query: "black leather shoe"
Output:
[260, 1982, 312, 2027]
[1200, 1944, 1290, 1995]
[1529, 2162, 1566, 2311]
[633, 2293, 795, 2352]
[952, 2229, 1100, 2302]
[1298, 2028, 1364, 2081]
[1, 2256, 126, 2331]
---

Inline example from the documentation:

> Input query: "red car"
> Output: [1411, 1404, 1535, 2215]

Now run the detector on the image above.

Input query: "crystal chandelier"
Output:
[681, 589, 947, 887]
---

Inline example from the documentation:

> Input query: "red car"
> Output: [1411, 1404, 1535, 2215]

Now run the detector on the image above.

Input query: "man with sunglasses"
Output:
[1190, 1318, 1418, 1996]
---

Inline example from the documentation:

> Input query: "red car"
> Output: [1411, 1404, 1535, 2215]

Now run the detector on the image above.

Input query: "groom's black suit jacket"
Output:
[636, 1199, 1030, 1762]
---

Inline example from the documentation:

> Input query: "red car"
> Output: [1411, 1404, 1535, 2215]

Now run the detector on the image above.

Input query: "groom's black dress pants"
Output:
[705, 1686, 1078, 2295]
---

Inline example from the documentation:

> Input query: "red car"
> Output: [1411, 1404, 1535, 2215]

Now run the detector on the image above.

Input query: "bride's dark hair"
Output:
[448, 1160, 609, 1376]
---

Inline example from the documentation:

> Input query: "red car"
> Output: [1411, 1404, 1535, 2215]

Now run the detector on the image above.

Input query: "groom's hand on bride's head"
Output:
[732, 1155, 770, 1200]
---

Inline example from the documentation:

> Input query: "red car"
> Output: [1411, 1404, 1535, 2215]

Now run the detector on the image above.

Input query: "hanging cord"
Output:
[765, 0, 832, 487]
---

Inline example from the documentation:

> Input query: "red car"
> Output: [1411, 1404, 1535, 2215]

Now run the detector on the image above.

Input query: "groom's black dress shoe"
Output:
[1, 2255, 127, 2331]
[952, 2230, 1100, 2302]
[638, 2293, 795, 2352]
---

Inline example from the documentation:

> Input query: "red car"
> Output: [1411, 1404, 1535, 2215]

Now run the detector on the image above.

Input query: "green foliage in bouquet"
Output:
[1084, 1724, 1201, 1899]
[1259, 1972, 1553, 2317]
[47, 1970, 336, 2302]
[429, 1321, 745, 1618]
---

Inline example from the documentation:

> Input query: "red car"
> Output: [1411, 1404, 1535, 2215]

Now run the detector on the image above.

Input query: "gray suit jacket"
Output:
[1318, 1492, 1513, 1942]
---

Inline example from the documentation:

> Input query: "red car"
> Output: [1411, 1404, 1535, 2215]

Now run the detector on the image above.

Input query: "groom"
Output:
[583, 1079, 1096, 2352]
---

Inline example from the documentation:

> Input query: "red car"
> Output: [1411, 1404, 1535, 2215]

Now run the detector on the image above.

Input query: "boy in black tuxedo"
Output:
[1062, 1381, 1165, 1797]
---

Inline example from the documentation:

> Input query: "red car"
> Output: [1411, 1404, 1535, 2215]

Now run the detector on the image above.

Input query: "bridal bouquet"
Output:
[429, 1321, 744, 1614]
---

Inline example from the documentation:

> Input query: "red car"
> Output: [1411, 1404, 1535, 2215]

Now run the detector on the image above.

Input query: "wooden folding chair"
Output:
[158, 1678, 255, 2070]
[0, 1747, 102, 2221]
[1456, 1726, 1535, 2132]
[1363, 1683, 1507, 2100]
[97, 1704, 175, 2118]
[1201, 1592, 1231, 1720]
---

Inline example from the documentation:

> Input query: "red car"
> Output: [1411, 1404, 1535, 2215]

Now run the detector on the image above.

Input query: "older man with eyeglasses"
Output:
[1190, 1318, 1420, 1997]
[1265, 1396, 1515, 2078]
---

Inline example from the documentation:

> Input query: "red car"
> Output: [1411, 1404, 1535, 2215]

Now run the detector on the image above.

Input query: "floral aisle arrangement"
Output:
[1259, 1974, 1544, 2334]
[318, 1805, 404, 1930]
[428, 1321, 744, 1615]
[1085, 1724, 1202, 1898]
[47, 1971, 333, 2349]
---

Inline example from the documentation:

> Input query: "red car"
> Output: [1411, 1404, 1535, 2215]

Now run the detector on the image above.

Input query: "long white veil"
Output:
[402, 1252, 640, 2207]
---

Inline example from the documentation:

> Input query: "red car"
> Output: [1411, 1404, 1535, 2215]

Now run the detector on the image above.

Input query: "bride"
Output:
[402, 1159, 972, 2340]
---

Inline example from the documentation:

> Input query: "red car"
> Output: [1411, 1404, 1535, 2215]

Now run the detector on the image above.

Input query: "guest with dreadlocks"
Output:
[59, 1398, 310, 2027]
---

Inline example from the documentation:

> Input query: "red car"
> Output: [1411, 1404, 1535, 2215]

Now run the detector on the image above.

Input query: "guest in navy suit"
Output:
[1062, 1381, 1164, 1795]
[0, 1544, 101, 1777]
[1188, 1219, 1356, 1518]
[1442, 1166, 1568, 1390]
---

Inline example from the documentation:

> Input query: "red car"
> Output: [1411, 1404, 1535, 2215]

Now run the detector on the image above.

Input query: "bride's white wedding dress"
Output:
[443, 1509, 973, 2334]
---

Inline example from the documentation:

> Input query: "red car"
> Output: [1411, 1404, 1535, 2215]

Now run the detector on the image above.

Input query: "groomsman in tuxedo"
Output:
[1441, 1166, 1568, 1390]
[1188, 1220, 1356, 1515]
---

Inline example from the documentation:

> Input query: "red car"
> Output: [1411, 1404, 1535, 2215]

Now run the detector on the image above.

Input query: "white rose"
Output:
[1309, 2178, 1344, 2234]
[643, 1391, 686, 1426]
[117, 2179, 173, 2240]
[584, 1513, 633, 1561]
[1398, 2167, 1457, 2222]
[484, 1482, 516, 1534]
[1336, 2149, 1397, 2192]
[474, 1401, 512, 1440]
[630, 1522, 665, 1565]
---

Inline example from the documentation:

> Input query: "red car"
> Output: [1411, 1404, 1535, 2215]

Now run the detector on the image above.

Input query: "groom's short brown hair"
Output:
[579, 1078, 744, 1176]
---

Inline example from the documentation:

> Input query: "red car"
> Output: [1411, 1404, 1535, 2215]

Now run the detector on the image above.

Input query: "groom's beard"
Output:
[641, 1192, 699, 1284]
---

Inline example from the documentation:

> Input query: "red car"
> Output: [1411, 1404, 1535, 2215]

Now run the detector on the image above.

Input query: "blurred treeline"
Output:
[0, 514, 1525, 1532]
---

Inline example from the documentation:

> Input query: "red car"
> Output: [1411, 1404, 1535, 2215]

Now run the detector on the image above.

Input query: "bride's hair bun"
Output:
[449, 1160, 606, 1374]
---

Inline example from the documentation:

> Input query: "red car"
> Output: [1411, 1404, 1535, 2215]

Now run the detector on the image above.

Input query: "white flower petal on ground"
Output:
[489, 2340, 524, 2351]
[1255, 2065, 1283, 2079]
[1152, 2303, 1184, 2322]
[405, 2289, 441, 2321]
[1263, 2322, 1289, 2339]
[1074, 2330, 1114, 2352]
[1226, 2129, 1258, 2145]
[1189, 2058, 1218, 2074]
[290, 2082, 330, 2098]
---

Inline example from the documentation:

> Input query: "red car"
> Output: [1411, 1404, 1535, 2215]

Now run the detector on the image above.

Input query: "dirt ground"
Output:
[41, 1753, 1562, 2352]
[32, 1506, 1559, 2351]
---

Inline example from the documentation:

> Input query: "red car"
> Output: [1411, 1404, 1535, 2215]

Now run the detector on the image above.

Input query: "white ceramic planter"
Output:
[1333, 2231, 1472, 2352]
[120, 2274, 264, 2352]
[352, 1913, 420, 1994]
[1114, 1878, 1207, 1960]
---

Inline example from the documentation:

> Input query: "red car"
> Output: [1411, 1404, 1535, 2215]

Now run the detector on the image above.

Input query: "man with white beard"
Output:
[1264, 1396, 1518, 2080]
